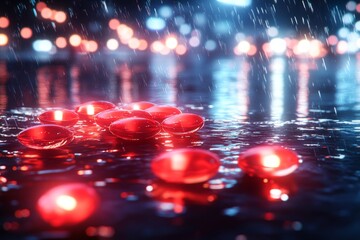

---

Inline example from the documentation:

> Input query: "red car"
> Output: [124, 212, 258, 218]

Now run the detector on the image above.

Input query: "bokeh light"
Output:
[20, 27, 32, 39]
[0, 17, 9, 28]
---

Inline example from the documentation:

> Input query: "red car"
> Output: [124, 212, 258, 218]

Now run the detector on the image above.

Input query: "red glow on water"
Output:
[37, 183, 98, 227]
[17, 125, 74, 149]
[109, 117, 161, 140]
[151, 148, 220, 184]
[38, 109, 79, 126]
[238, 146, 299, 178]
[162, 113, 204, 135]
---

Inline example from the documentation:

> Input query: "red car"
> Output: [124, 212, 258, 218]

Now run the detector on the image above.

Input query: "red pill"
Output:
[17, 124, 74, 149]
[95, 109, 152, 128]
[75, 101, 116, 119]
[38, 109, 79, 127]
[238, 146, 299, 178]
[37, 183, 98, 227]
[151, 148, 220, 184]
[145, 105, 182, 122]
[123, 101, 156, 110]
[162, 113, 204, 135]
[109, 117, 161, 140]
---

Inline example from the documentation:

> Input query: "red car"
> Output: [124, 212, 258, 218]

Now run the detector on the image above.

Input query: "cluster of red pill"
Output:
[16, 100, 300, 185]
[17, 100, 205, 147]
[15, 100, 301, 227]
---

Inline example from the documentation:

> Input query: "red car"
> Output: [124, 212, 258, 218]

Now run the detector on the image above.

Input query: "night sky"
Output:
[0, 0, 354, 40]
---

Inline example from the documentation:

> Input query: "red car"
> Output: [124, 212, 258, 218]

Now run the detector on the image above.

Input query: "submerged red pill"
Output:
[37, 183, 98, 227]
[17, 124, 74, 149]
[95, 109, 152, 128]
[75, 101, 116, 118]
[162, 113, 204, 135]
[237, 145, 299, 178]
[109, 117, 161, 140]
[145, 105, 182, 122]
[151, 148, 220, 184]
[38, 109, 79, 127]
[123, 101, 156, 110]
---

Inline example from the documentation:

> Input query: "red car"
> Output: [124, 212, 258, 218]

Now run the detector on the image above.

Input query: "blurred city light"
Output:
[217, 0, 252, 7]
[146, 17, 166, 31]
[0, 33, 8, 46]
[32, 39, 53, 52]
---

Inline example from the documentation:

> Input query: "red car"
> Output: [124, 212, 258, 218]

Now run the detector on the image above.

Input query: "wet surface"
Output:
[1, 54, 360, 239]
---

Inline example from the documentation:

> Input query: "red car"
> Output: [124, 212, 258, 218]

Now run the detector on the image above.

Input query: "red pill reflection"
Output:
[145, 105, 182, 122]
[147, 181, 217, 214]
[95, 109, 152, 128]
[17, 124, 74, 149]
[151, 148, 220, 184]
[238, 145, 299, 178]
[75, 101, 116, 119]
[109, 117, 161, 140]
[37, 183, 98, 227]
[123, 101, 155, 110]
[38, 109, 79, 127]
[162, 113, 204, 135]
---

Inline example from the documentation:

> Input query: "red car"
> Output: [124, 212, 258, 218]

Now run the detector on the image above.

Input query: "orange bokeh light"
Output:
[55, 37, 67, 48]
[36, 2, 47, 12]
[109, 18, 120, 30]
[175, 44, 187, 55]
[54, 11, 67, 23]
[0, 17, 10, 28]
[0, 33, 8, 46]
[128, 38, 140, 49]
[41, 7, 52, 19]
[20, 27, 32, 39]
[69, 34, 82, 47]
[138, 39, 148, 51]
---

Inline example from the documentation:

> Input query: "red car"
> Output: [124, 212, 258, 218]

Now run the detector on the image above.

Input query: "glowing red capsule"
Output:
[238, 146, 299, 178]
[17, 124, 74, 149]
[37, 183, 98, 227]
[145, 105, 182, 122]
[162, 113, 204, 135]
[123, 101, 156, 110]
[95, 109, 152, 128]
[109, 117, 161, 140]
[38, 109, 79, 127]
[75, 101, 116, 119]
[151, 148, 220, 184]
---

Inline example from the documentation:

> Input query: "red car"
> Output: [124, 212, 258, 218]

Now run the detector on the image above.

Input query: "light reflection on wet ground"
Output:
[1, 54, 360, 239]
